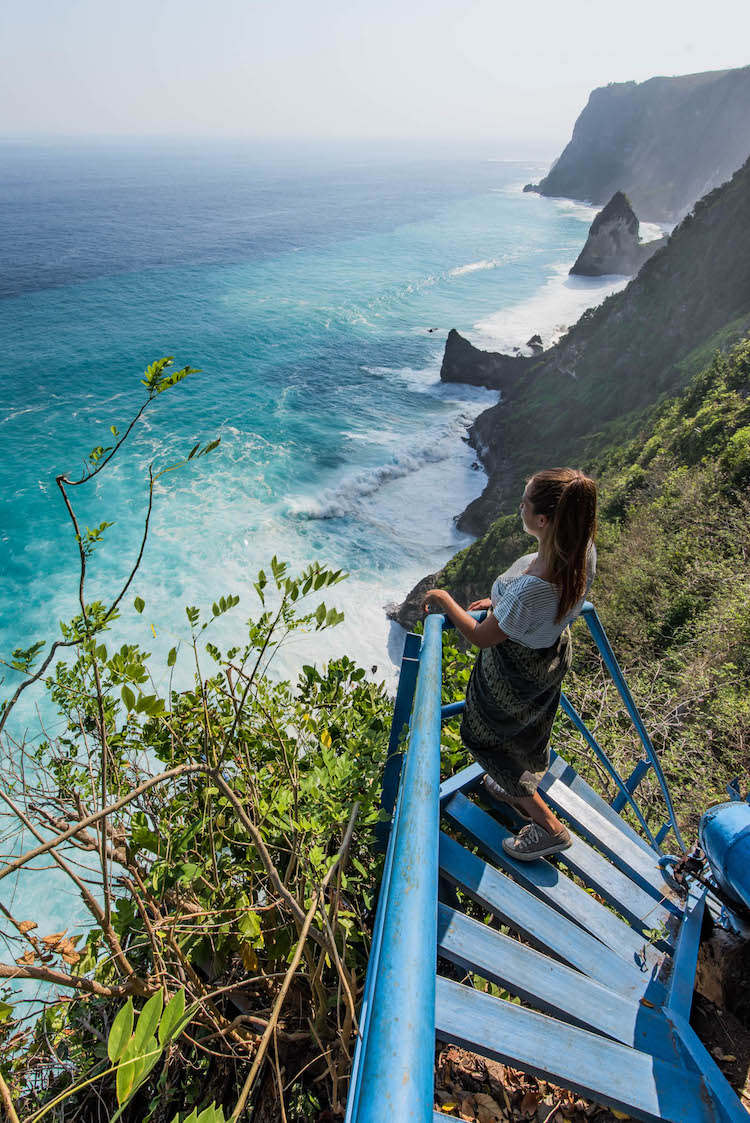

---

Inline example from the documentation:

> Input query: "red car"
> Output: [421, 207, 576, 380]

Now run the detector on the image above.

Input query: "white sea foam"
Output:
[640, 220, 673, 243]
[449, 258, 502, 277]
[473, 262, 629, 355]
[289, 417, 473, 520]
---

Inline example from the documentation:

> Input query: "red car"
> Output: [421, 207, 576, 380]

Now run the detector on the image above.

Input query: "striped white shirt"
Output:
[490, 547, 596, 649]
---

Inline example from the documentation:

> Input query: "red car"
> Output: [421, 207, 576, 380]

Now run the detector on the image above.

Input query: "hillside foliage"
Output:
[441, 337, 750, 836]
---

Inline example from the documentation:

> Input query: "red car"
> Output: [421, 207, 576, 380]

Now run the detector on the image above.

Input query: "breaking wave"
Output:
[289, 418, 474, 520]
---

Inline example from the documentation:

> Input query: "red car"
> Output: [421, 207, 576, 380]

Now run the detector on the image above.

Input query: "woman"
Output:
[424, 467, 597, 861]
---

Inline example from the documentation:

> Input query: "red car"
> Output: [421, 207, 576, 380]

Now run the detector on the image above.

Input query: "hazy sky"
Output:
[2, 0, 749, 151]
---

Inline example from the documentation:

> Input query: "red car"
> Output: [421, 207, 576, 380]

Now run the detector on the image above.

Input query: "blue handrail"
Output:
[345, 612, 444, 1122]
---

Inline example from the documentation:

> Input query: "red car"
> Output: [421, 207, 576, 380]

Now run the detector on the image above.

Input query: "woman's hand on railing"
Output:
[468, 598, 492, 611]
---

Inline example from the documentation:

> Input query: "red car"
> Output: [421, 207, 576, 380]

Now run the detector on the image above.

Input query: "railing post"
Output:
[582, 603, 685, 852]
[352, 612, 444, 1122]
[376, 631, 422, 849]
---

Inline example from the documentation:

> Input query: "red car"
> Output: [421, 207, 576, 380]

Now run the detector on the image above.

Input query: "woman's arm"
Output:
[423, 589, 507, 649]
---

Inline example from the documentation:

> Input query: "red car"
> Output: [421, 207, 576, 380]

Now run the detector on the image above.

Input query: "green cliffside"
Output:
[439, 338, 750, 834]
[529, 66, 750, 221]
[450, 152, 750, 537]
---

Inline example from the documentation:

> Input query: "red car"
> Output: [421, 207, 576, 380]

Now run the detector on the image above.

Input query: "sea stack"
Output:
[570, 191, 666, 277]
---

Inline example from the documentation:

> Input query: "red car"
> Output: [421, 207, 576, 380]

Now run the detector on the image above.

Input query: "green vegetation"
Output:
[462, 151, 750, 542]
[442, 336, 750, 837]
[0, 363, 391, 1122]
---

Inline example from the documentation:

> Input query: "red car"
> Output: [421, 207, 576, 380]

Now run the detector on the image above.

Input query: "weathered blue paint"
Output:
[540, 769, 673, 901]
[379, 631, 421, 823]
[548, 750, 654, 855]
[351, 613, 444, 1123]
[437, 904, 680, 1062]
[435, 977, 719, 1123]
[438, 831, 657, 1000]
[345, 761, 404, 1123]
[612, 758, 653, 813]
[666, 1010, 750, 1123]
[559, 691, 661, 849]
[443, 792, 662, 970]
[665, 882, 707, 1021]
[699, 801, 750, 911]
[581, 603, 685, 852]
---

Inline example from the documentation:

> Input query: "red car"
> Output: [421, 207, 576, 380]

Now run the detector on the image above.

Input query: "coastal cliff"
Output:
[570, 192, 666, 277]
[526, 66, 750, 221]
[390, 153, 750, 628]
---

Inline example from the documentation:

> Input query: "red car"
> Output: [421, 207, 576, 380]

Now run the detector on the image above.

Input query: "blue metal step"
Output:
[437, 904, 681, 1062]
[443, 791, 665, 969]
[439, 831, 662, 1001]
[434, 976, 727, 1123]
[479, 780, 678, 939]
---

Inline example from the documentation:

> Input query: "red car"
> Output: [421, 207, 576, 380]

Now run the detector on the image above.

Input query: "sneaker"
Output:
[501, 821, 571, 861]
[482, 775, 531, 819]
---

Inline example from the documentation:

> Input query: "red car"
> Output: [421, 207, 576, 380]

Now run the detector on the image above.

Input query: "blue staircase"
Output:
[345, 605, 749, 1123]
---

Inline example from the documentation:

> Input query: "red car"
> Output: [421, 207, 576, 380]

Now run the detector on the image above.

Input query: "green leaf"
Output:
[0, 1002, 13, 1023]
[121, 685, 136, 712]
[134, 1034, 162, 1088]
[167, 646, 177, 667]
[238, 910, 262, 940]
[158, 988, 185, 1046]
[134, 990, 163, 1050]
[134, 597, 145, 614]
[116, 1034, 141, 1105]
[108, 997, 134, 1063]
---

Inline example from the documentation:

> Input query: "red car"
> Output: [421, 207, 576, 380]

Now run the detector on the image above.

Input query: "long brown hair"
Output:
[527, 468, 598, 623]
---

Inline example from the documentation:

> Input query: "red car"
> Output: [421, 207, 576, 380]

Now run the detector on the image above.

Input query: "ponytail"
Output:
[527, 468, 598, 623]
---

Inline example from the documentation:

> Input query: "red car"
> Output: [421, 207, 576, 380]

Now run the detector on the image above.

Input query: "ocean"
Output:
[0, 139, 633, 705]
[1, 139, 636, 964]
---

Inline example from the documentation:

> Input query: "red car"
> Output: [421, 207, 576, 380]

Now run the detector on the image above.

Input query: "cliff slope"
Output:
[531, 66, 750, 221]
[454, 152, 750, 538]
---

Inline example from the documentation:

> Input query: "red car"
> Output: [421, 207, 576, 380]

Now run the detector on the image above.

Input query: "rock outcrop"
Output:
[440, 328, 535, 390]
[570, 192, 667, 276]
[527, 66, 750, 221]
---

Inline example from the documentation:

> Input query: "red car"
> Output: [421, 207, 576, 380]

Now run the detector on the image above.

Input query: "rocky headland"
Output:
[525, 65, 750, 221]
[569, 191, 666, 277]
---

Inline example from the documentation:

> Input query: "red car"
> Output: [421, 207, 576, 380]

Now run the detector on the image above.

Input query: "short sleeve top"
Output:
[489, 545, 596, 649]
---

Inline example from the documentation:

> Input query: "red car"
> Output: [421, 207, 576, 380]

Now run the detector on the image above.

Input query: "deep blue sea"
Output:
[0, 138, 638, 717]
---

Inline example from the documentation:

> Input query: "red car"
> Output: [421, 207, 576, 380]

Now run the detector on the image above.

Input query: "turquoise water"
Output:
[0, 140, 628, 710]
[0, 139, 636, 994]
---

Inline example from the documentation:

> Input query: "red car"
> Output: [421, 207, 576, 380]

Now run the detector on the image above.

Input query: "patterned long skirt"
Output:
[460, 629, 572, 798]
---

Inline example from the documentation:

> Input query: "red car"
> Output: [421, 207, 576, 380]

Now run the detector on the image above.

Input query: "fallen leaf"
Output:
[722, 1054, 737, 1063]
[476, 1093, 504, 1113]
[458, 1097, 476, 1121]
[639, 997, 655, 1008]
[520, 1090, 540, 1115]
[610, 1111, 630, 1120]
[18, 920, 37, 934]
